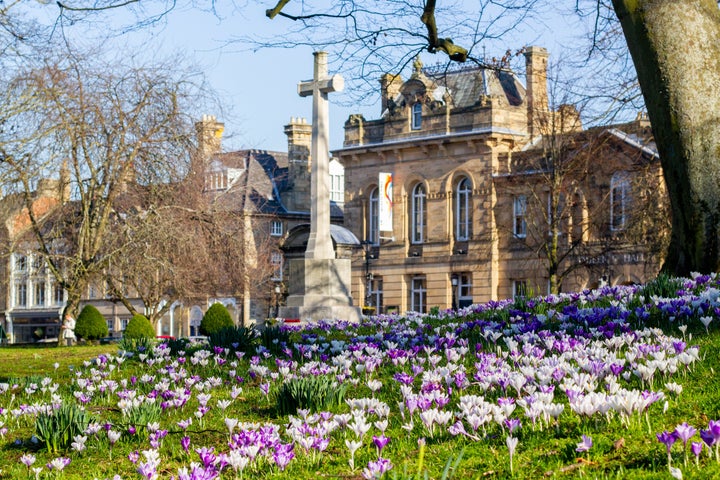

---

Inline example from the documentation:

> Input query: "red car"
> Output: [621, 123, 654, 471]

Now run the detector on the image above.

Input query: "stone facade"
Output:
[334, 47, 665, 314]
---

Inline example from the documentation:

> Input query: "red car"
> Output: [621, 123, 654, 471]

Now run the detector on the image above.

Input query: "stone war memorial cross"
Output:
[280, 51, 361, 323]
[298, 51, 343, 261]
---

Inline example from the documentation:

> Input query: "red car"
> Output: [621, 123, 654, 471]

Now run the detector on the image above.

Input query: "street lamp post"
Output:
[361, 241, 373, 309]
[451, 274, 458, 311]
[274, 283, 281, 318]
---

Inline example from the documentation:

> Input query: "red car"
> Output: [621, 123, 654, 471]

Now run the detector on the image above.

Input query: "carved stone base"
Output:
[279, 257, 361, 323]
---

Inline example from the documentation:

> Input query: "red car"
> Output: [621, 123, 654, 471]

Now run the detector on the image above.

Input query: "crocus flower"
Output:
[691, 442, 703, 466]
[362, 457, 393, 479]
[273, 443, 294, 471]
[372, 434, 389, 454]
[576, 434, 592, 453]
[46, 457, 71, 471]
[181, 436, 191, 453]
[675, 423, 697, 447]
[20, 453, 36, 468]
[506, 435, 519, 475]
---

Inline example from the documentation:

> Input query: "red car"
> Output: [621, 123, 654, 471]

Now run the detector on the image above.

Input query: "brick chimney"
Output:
[283, 117, 312, 212]
[524, 46, 549, 137]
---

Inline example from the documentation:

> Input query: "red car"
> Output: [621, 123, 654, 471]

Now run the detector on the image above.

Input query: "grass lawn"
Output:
[3, 278, 720, 479]
[0, 344, 116, 383]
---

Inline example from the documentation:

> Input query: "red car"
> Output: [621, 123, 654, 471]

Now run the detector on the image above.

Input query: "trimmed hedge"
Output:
[123, 314, 155, 339]
[200, 303, 234, 336]
[74, 305, 108, 340]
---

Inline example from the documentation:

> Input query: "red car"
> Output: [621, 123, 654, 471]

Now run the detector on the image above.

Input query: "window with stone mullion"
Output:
[411, 184, 426, 244]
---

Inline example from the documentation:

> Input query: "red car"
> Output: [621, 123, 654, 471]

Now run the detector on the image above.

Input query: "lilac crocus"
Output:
[675, 422, 697, 447]
[576, 434, 593, 453]
[362, 457, 393, 479]
[504, 418, 521, 435]
[46, 457, 71, 471]
[691, 442, 703, 466]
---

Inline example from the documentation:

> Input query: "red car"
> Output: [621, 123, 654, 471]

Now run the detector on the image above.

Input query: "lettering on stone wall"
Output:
[577, 252, 645, 265]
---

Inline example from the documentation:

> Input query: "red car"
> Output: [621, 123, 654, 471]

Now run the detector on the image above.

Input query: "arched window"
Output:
[368, 187, 379, 245]
[411, 102, 422, 130]
[455, 177, 472, 241]
[610, 172, 630, 231]
[411, 183, 426, 244]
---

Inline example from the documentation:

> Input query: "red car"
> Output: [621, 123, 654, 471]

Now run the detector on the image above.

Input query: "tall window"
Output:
[330, 174, 344, 202]
[411, 183, 427, 244]
[513, 195, 527, 238]
[16, 283, 27, 307]
[369, 277, 383, 312]
[411, 102, 422, 130]
[410, 276, 427, 313]
[513, 280, 528, 299]
[329, 159, 345, 203]
[455, 177, 472, 241]
[368, 187, 379, 245]
[610, 172, 630, 231]
[54, 284, 65, 305]
[271, 252, 284, 281]
[457, 273, 473, 308]
[35, 282, 45, 306]
[271, 221, 284, 237]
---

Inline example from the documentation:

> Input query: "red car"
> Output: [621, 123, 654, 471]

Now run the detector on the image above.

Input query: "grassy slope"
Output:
[1, 331, 720, 478]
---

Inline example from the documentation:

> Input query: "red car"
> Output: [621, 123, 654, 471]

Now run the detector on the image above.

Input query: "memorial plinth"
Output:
[279, 51, 361, 324]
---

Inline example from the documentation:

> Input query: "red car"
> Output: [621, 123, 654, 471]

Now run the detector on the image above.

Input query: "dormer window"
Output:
[411, 102, 422, 130]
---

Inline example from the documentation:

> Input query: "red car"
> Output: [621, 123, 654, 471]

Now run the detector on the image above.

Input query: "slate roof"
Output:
[210, 149, 343, 218]
[424, 65, 525, 108]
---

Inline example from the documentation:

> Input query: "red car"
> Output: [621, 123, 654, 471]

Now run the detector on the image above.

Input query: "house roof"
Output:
[210, 149, 343, 218]
[424, 65, 525, 108]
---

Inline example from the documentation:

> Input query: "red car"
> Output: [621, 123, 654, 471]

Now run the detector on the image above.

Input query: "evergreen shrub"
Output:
[200, 303, 234, 335]
[123, 314, 155, 339]
[74, 304, 108, 340]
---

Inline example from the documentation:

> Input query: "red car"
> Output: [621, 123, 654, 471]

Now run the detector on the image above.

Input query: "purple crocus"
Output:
[691, 442, 703, 466]
[181, 436, 191, 453]
[372, 434, 390, 454]
[273, 443, 294, 471]
[657, 430, 679, 453]
[195, 446, 217, 468]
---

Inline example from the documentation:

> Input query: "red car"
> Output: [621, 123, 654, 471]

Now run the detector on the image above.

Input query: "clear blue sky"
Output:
[40, 2, 587, 153]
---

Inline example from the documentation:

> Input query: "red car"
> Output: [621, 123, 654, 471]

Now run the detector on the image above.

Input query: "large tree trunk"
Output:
[612, 0, 720, 275]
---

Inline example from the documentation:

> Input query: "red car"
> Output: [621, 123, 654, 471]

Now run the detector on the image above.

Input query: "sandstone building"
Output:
[334, 47, 665, 314]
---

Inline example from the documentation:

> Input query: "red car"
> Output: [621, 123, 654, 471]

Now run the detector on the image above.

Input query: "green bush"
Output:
[35, 402, 92, 454]
[274, 375, 348, 416]
[208, 325, 257, 352]
[200, 303, 234, 336]
[123, 314, 155, 340]
[74, 304, 108, 340]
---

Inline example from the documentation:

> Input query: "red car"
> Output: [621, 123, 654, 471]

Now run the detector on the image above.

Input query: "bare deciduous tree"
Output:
[0, 48, 202, 343]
